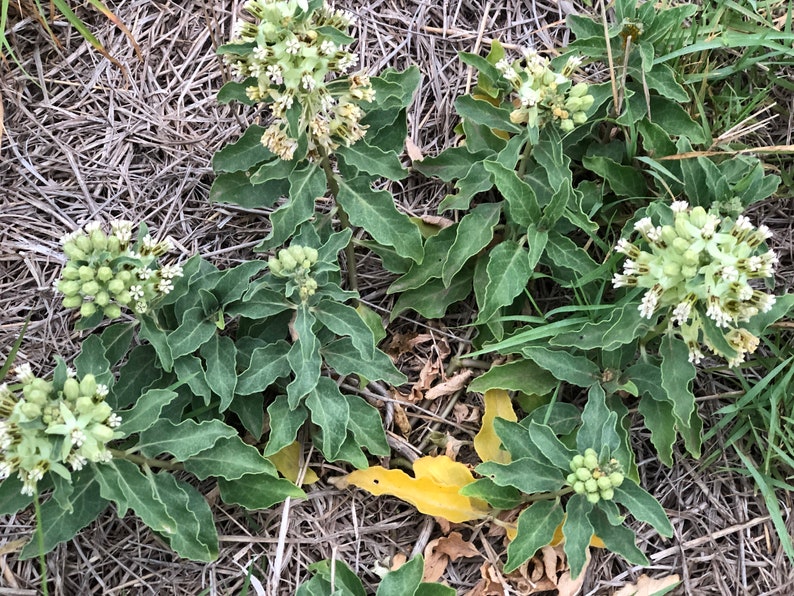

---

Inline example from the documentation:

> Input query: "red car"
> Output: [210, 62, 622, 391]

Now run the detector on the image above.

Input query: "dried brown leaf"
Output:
[612, 574, 681, 596]
[425, 369, 474, 400]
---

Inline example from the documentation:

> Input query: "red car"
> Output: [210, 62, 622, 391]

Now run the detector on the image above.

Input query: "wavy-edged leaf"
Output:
[117, 388, 180, 437]
[212, 125, 273, 173]
[336, 140, 407, 180]
[443, 202, 502, 285]
[314, 299, 375, 359]
[613, 480, 673, 537]
[505, 500, 564, 572]
[522, 346, 600, 388]
[477, 457, 565, 494]
[217, 473, 304, 510]
[475, 240, 531, 325]
[136, 419, 237, 460]
[184, 435, 277, 481]
[322, 337, 407, 386]
[563, 494, 595, 578]
[660, 334, 696, 427]
[468, 359, 558, 396]
[306, 377, 350, 460]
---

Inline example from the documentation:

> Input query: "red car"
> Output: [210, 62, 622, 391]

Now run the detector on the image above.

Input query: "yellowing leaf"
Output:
[345, 456, 491, 523]
[474, 389, 517, 463]
[267, 441, 319, 486]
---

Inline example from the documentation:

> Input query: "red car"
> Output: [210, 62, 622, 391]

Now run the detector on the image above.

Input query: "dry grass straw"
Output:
[0, 0, 793, 593]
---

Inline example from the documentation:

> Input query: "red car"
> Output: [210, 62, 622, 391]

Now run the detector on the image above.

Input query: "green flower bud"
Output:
[108, 279, 125, 294]
[75, 396, 95, 414]
[78, 266, 95, 281]
[80, 375, 97, 397]
[103, 304, 122, 319]
[108, 236, 121, 253]
[287, 245, 306, 263]
[586, 492, 601, 504]
[600, 488, 614, 500]
[115, 291, 131, 305]
[571, 111, 588, 125]
[62, 296, 83, 308]
[567, 473, 578, 485]
[575, 468, 591, 482]
[304, 247, 318, 263]
[608, 472, 624, 487]
[569, 82, 589, 98]
[96, 266, 114, 282]
[63, 378, 80, 401]
[573, 481, 586, 494]
[571, 454, 585, 470]
[91, 424, 115, 443]
[75, 235, 93, 253]
[584, 478, 598, 493]
[62, 265, 81, 280]
[58, 280, 81, 297]
[27, 388, 48, 404]
[690, 206, 708, 228]
[20, 402, 42, 419]
[268, 256, 283, 275]
[94, 291, 110, 307]
[81, 281, 100, 296]
[117, 271, 132, 283]
[597, 476, 612, 490]
[583, 450, 599, 470]
[90, 229, 108, 251]
[63, 242, 87, 261]
[80, 302, 97, 318]
[92, 402, 112, 422]
[579, 95, 594, 111]
[279, 250, 298, 271]
[559, 118, 575, 132]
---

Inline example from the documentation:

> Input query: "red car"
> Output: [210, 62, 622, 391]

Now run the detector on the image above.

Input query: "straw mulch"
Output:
[1, 0, 793, 594]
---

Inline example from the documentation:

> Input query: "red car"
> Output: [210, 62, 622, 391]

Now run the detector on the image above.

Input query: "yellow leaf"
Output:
[473, 389, 517, 463]
[267, 441, 319, 486]
[345, 456, 491, 523]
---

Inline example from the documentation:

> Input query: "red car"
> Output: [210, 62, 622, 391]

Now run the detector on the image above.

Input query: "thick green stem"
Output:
[317, 149, 358, 296]
[516, 138, 534, 179]
[522, 488, 572, 504]
[34, 492, 49, 596]
[110, 449, 183, 471]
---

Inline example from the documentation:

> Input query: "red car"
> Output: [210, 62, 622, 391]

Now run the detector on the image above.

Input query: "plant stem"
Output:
[522, 488, 572, 504]
[110, 449, 183, 471]
[34, 492, 49, 596]
[516, 138, 533, 179]
[317, 149, 359, 296]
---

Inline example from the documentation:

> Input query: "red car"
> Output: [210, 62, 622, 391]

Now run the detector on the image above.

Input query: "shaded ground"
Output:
[1, 0, 793, 594]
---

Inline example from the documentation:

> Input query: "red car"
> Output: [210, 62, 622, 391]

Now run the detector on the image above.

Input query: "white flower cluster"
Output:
[613, 202, 778, 365]
[1, 366, 122, 496]
[57, 221, 183, 320]
[495, 52, 594, 132]
[224, 0, 374, 159]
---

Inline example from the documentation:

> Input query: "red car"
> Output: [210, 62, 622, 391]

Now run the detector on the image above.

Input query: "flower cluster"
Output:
[1, 364, 122, 496]
[566, 448, 625, 504]
[223, 0, 374, 159]
[268, 244, 319, 301]
[57, 221, 183, 321]
[495, 52, 594, 132]
[613, 202, 778, 365]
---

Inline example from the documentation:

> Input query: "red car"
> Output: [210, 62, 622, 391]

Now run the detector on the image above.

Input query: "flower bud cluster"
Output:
[1, 364, 122, 496]
[268, 244, 320, 301]
[224, 0, 374, 159]
[612, 202, 778, 366]
[495, 52, 594, 132]
[57, 221, 184, 321]
[566, 448, 624, 504]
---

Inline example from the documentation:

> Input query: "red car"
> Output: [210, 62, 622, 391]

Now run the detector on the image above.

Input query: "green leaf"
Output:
[302, 559, 367, 596]
[492, 418, 547, 461]
[150, 472, 218, 561]
[577, 384, 621, 454]
[198, 334, 237, 411]
[236, 340, 291, 395]
[649, 95, 707, 144]
[588, 506, 649, 566]
[228, 285, 290, 319]
[216, 78, 257, 104]
[522, 346, 600, 388]
[99, 323, 135, 368]
[660, 334, 696, 427]
[136, 419, 237, 460]
[390, 267, 474, 321]
[387, 225, 457, 293]
[637, 394, 676, 466]
[483, 160, 541, 226]
[74, 335, 111, 384]
[376, 554, 424, 596]
[306, 377, 351, 460]
[287, 307, 322, 407]
[264, 396, 309, 456]
[336, 140, 407, 180]
[167, 306, 217, 360]
[413, 147, 490, 182]
[213, 261, 269, 305]
[111, 344, 161, 409]
[212, 125, 273, 173]
[438, 160, 494, 212]
[550, 302, 653, 351]
[542, 231, 602, 285]
[217, 472, 304, 510]
[505, 501, 564, 572]
[337, 177, 424, 263]
[642, 63, 688, 102]
[322, 338, 407, 386]
[315, 25, 354, 44]
[523, 403, 581, 436]
[0, 477, 33, 515]
[258, 163, 326, 251]
[459, 478, 522, 510]
[19, 473, 106, 559]
[314, 299, 376, 359]
[477, 457, 565, 494]
[613, 479, 673, 536]
[526, 421, 577, 470]
[117, 388, 180, 437]
[468, 359, 557, 396]
[184, 435, 277, 481]
[563, 494, 595, 578]
[173, 356, 212, 405]
[94, 459, 178, 535]
[476, 240, 531, 325]
[454, 95, 522, 133]
[582, 155, 648, 197]
[443, 202, 502, 286]
[209, 171, 288, 208]
[343, 394, 390, 459]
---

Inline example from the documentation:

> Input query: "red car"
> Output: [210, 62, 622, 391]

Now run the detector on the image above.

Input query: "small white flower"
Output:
[320, 40, 337, 55]
[639, 289, 660, 319]
[84, 221, 102, 233]
[157, 279, 174, 295]
[285, 38, 301, 55]
[107, 413, 122, 428]
[706, 297, 732, 327]
[95, 384, 109, 398]
[68, 453, 87, 471]
[66, 367, 77, 378]
[672, 301, 692, 325]
[634, 217, 654, 235]
[110, 220, 133, 244]
[71, 428, 86, 447]
[301, 74, 316, 91]
[671, 200, 689, 213]
[14, 363, 34, 384]
[688, 345, 704, 364]
[720, 266, 739, 282]
[159, 263, 184, 279]
[266, 64, 283, 85]
[129, 285, 144, 300]
[60, 230, 80, 245]
[137, 268, 152, 280]
[135, 301, 148, 313]
[495, 58, 512, 72]
[612, 273, 636, 288]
